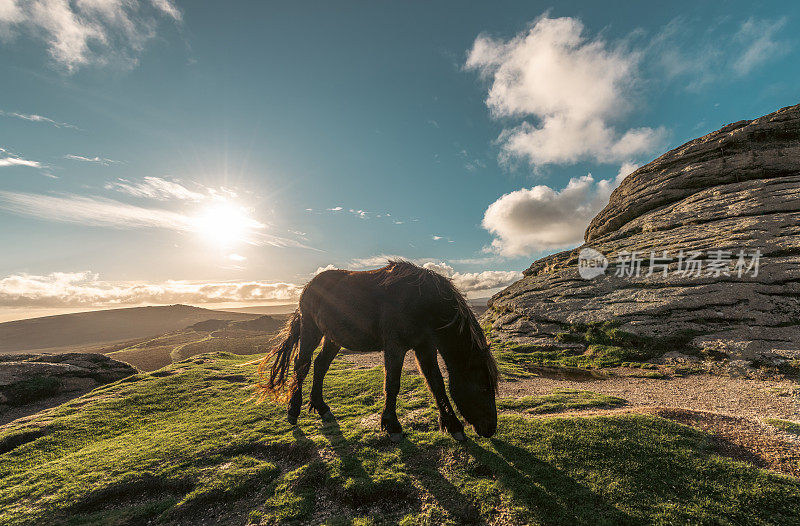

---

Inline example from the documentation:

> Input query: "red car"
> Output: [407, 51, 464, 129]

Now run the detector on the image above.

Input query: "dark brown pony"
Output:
[256, 260, 498, 441]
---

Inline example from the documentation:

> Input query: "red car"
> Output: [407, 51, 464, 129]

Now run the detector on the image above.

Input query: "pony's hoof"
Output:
[287, 415, 298, 426]
[452, 431, 466, 442]
[321, 411, 335, 422]
[389, 432, 403, 443]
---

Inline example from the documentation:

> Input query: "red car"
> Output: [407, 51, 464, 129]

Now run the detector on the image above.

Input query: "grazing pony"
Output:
[256, 260, 498, 441]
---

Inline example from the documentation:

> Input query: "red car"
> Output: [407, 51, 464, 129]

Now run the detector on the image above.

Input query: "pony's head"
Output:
[448, 349, 498, 437]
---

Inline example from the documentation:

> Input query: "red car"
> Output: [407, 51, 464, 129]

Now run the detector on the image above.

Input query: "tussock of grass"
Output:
[498, 389, 626, 414]
[1, 352, 799, 525]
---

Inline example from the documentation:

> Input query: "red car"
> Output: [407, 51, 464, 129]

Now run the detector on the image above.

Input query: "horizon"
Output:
[1, 1, 798, 322]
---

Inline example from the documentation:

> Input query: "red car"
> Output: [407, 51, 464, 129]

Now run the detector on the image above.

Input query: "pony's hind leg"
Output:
[287, 319, 322, 425]
[308, 337, 340, 421]
[413, 343, 465, 441]
[381, 342, 408, 442]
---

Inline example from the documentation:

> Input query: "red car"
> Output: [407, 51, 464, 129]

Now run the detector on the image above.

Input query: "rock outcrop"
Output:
[0, 353, 137, 424]
[485, 104, 800, 367]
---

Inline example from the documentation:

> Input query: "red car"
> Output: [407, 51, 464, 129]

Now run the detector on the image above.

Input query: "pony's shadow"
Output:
[466, 438, 639, 525]
[316, 415, 481, 522]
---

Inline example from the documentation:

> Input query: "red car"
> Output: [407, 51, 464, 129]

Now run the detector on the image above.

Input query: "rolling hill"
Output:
[0, 305, 259, 355]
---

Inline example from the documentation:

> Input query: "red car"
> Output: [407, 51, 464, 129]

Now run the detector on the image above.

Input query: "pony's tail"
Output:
[256, 309, 302, 402]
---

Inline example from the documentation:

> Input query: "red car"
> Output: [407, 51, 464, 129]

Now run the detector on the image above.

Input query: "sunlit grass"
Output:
[1, 353, 798, 525]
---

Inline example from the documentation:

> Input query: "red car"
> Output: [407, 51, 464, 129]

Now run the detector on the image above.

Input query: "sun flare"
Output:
[193, 201, 262, 248]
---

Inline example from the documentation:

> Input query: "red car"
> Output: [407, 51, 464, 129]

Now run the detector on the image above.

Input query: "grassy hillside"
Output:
[107, 315, 287, 371]
[0, 305, 259, 354]
[1, 353, 798, 525]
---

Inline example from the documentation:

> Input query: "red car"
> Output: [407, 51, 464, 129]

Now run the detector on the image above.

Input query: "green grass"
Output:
[1, 352, 799, 525]
[489, 329, 657, 377]
[765, 419, 800, 436]
[498, 389, 626, 414]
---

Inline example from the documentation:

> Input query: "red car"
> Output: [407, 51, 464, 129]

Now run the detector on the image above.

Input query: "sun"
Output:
[193, 201, 262, 248]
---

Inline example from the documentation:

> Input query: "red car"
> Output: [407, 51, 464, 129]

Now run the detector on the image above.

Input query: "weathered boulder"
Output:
[485, 104, 800, 366]
[0, 353, 137, 411]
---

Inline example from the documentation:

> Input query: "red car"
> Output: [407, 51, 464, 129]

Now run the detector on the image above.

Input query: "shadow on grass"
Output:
[469, 438, 640, 525]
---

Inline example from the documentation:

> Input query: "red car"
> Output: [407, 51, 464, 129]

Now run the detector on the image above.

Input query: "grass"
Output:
[498, 389, 626, 414]
[487, 323, 667, 378]
[1, 352, 799, 525]
[765, 419, 800, 436]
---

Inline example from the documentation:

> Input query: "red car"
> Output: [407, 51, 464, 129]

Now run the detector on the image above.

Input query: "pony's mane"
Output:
[379, 260, 498, 393]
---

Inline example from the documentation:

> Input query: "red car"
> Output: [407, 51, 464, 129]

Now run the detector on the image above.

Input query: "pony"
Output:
[256, 260, 498, 441]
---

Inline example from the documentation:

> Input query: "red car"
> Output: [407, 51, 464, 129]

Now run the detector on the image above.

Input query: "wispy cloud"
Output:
[105, 177, 208, 201]
[650, 16, 790, 90]
[66, 154, 119, 165]
[733, 17, 789, 76]
[0, 191, 199, 231]
[0, 156, 41, 169]
[0, 0, 182, 71]
[0, 190, 310, 249]
[307, 206, 418, 224]
[0, 110, 79, 129]
[0, 271, 301, 308]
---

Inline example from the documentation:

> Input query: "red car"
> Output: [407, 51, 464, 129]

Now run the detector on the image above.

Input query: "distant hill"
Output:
[217, 304, 297, 315]
[467, 297, 490, 316]
[0, 305, 258, 354]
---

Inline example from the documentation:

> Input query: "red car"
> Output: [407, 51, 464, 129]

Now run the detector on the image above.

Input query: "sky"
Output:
[0, 1, 798, 320]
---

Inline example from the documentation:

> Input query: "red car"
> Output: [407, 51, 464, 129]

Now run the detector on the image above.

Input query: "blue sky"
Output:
[0, 1, 797, 318]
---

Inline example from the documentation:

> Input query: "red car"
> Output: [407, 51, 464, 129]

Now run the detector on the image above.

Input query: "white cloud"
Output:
[105, 177, 207, 201]
[466, 16, 665, 167]
[337, 257, 520, 294]
[313, 264, 338, 276]
[66, 154, 119, 165]
[0, 156, 41, 168]
[349, 254, 407, 269]
[0, 271, 301, 308]
[481, 164, 637, 256]
[150, 0, 181, 22]
[227, 254, 246, 262]
[0, 110, 78, 129]
[349, 208, 368, 219]
[0, 0, 181, 71]
[421, 262, 521, 293]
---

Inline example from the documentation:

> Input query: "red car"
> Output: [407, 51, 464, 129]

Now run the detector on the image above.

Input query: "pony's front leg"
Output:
[413, 344, 465, 441]
[381, 343, 408, 442]
[308, 338, 340, 421]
